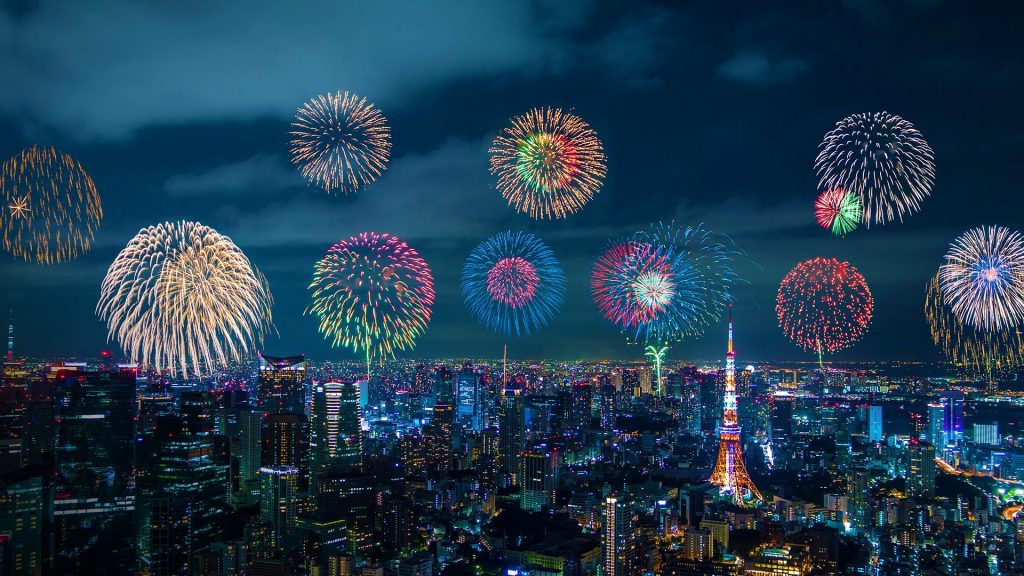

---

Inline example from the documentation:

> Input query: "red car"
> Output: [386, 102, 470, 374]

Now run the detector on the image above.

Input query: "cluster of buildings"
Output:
[2, 316, 1024, 575]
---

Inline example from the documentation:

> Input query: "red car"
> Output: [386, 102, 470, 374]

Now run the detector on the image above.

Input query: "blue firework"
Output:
[592, 223, 741, 344]
[461, 231, 566, 336]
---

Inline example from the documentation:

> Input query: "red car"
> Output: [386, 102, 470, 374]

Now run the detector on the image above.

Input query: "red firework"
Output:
[591, 241, 673, 329]
[776, 257, 873, 354]
[487, 257, 540, 309]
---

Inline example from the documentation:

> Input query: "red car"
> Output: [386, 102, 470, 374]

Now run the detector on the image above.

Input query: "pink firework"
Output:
[486, 257, 540, 309]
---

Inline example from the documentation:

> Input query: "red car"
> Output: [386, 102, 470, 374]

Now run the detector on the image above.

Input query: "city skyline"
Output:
[1, 3, 1022, 362]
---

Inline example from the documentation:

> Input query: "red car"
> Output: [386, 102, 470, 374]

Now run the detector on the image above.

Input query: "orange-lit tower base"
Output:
[709, 305, 763, 505]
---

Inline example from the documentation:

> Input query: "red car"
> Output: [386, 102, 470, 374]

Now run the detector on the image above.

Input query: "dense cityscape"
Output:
[4, 312, 1024, 576]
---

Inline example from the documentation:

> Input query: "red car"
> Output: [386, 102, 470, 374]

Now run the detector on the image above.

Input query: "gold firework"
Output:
[290, 91, 392, 194]
[490, 107, 606, 220]
[96, 221, 274, 376]
[0, 145, 103, 264]
[926, 273, 1024, 372]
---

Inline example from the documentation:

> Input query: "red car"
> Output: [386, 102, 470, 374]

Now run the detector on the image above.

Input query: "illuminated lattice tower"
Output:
[709, 306, 763, 505]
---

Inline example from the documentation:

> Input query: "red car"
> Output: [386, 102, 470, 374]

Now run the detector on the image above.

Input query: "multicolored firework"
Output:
[591, 223, 740, 343]
[926, 273, 1024, 372]
[776, 257, 873, 356]
[814, 186, 862, 237]
[96, 221, 273, 376]
[815, 111, 934, 227]
[489, 107, 606, 219]
[307, 233, 434, 374]
[0, 145, 103, 264]
[461, 231, 565, 336]
[290, 91, 391, 194]
[939, 225, 1024, 332]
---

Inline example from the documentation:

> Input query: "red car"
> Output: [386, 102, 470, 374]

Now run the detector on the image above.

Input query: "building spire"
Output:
[6, 309, 12, 362]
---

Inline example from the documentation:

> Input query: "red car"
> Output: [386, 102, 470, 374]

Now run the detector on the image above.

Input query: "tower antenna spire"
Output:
[6, 309, 12, 362]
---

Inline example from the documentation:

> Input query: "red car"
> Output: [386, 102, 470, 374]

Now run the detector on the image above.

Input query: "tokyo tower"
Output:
[708, 305, 763, 505]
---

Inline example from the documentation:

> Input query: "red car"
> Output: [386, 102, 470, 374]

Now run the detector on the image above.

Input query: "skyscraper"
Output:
[927, 403, 945, 447]
[868, 405, 883, 442]
[603, 494, 638, 576]
[257, 353, 306, 414]
[770, 392, 795, 467]
[455, 363, 485, 431]
[260, 465, 300, 556]
[52, 368, 137, 574]
[940, 391, 964, 445]
[149, 413, 228, 573]
[499, 387, 525, 483]
[709, 307, 763, 504]
[0, 465, 43, 576]
[519, 449, 558, 511]
[311, 381, 364, 487]
[907, 440, 937, 499]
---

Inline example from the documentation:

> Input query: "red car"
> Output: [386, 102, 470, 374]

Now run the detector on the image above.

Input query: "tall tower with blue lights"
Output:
[709, 305, 763, 505]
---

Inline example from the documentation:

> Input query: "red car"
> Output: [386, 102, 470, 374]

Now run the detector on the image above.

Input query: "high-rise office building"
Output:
[603, 494, 638, 576]
[868, 405, 883, 442]
[52, 368, 137, 574]
[939, 391, 964, 445]
[0, 465, 43, 576]
[499, 387, 525, 482]
[770, 392, 795, 466]
[237, 410, 263, 505]
[311, 382, 364, 487]
[926, 403, 945, 447]
[907, 440, 937, 499]
[257, 353, 306, 414]
[425, 400, 453, 477]
[974, 423, 999, 445]
[263, 412, 304, 469]
[260, 466, 300, 556]
[455, 364, 485, 431]
[149, 414, 229, 573]
[519, 449, 558, 511]
[681, 527, 712, 561]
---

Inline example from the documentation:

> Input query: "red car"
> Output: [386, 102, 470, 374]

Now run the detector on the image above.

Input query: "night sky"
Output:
[1, 1, 1022, 363]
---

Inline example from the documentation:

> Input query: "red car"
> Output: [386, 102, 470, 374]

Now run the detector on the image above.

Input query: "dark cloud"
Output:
[164, 153, 301, 197]
[716, 51, 809, 86]
[0, 1, 595, 140]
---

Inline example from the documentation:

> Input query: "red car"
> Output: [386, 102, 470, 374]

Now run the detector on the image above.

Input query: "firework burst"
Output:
[0, 145, 103, 264]
[776, 257, 873, 356]
[814, 186, 862, 237]
[591, 223, 740, 343]
[461, 231, 565, 336]
[926, 273, 1024, 372]
[939, 225, 1024, 332]
[307, 233, 434, 369]
[96, 222, 273, 376]
[815, 111, 934, 227]
[490, 107, 606, 219]
[290, 91, 391, 194]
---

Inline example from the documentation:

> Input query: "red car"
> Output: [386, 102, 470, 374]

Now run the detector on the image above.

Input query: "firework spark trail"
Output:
[592, 223, 740, 344]
[290, 91, 391, 194]
[0, 146, 103, 264]
[307, 233, 434, 369]
[815, 112, 934, 227]
[926, 273, 1024, 372]
[776, 257, 873, 355]
[939, 225, 1024, 332]
[814, 186, 862, 237]
[461, 231, 566, 336]
[490, 107, 606, 219]
[96, 222, 273, 376]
